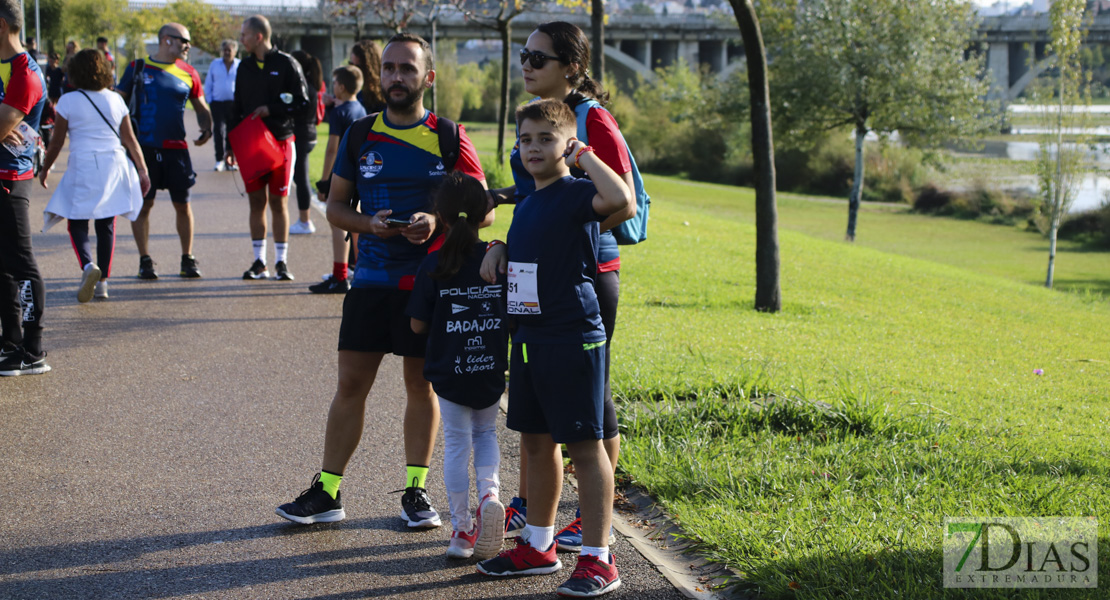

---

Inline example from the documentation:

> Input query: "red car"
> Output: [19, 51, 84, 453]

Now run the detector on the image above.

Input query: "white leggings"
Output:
[439, 397, 501, 532]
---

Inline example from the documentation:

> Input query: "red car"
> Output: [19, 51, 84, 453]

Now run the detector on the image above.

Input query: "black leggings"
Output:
[68, 217, 117, 278]
[596, 269, 620, 439]
[0, 180, 45, 355]
[293, 137, 317, 212]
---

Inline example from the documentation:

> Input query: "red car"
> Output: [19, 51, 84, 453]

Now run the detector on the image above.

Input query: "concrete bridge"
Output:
[130, 2, 745, 85]
[976, 13, 1110, 102]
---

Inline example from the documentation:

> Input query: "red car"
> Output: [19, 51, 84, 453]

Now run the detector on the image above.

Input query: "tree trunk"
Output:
[497, 22, 511, 165]
[732, 0, 780, 313]
[846, 123, 867, 242]
[591, 0, 605, 83]
[1047, 57, 1066, 289]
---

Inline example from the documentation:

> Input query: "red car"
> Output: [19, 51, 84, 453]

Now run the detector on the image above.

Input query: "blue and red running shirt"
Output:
[118, 57, 203, 149]
[333, 110, 485, 291]
[0, 52, 46, 180]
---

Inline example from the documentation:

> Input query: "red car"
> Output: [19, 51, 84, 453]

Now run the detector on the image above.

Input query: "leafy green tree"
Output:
[767, 0, 994, 241]
[1030, 0, 1092, 289]
[163, 0, 238, 55]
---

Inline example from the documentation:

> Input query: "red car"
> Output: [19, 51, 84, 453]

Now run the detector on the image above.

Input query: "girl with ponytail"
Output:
[407, 171, 508, 561]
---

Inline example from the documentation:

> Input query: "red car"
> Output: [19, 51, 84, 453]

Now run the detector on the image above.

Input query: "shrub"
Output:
[1059, 202, 1110, 247]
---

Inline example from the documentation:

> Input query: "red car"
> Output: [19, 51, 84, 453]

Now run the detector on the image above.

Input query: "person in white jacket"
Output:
[39, 49, 150, 302]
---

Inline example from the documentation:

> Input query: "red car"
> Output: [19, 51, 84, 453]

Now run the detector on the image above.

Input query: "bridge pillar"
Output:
[987, 41, 1009, 100]
[678, 40, 699, 70]
[620, 39, 651, 70]
[698, 40, 726, 73]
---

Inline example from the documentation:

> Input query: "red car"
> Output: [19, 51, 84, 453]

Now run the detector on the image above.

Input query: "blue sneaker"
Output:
[554, 508, 583, 553]
[504, 496, 527, 538]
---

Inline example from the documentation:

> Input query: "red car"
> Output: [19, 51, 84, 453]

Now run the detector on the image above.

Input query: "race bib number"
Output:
[507, 261, 540, 315]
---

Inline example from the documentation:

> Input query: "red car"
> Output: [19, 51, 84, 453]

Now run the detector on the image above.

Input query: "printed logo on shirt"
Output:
[446, 318, 501, 334]
[467, 336, 484, 349]
[438, 285, 502, 300]
[359, 151, 384, 179]
[270, 71, 280, 76]
[451, 303, 469, 315]
[280, 92, 292, 104]
[142, 73, 155, 85]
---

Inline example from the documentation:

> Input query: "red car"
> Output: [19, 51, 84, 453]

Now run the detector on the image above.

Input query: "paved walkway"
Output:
[0, 127, 690, 599]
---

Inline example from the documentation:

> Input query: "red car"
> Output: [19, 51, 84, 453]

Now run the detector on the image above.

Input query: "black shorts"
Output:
[142, 146, 196, 195]
[506, 341, 607, 444]
[338, 287, 427, 357]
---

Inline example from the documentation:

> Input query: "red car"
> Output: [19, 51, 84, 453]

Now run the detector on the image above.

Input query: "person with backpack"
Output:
[275, 33, 487, 533]
[117, 22, 213, 280]
[406, 171, 507, 560]
[486, 21, 650, 551]
[38, 49, 150, 302]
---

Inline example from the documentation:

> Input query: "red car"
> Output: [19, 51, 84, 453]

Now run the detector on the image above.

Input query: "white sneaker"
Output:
[77, 263, 101, 303]
[475, 493, 506, 559]
[446, 525, 478, 559]
[94, 280, 109, 299]
[229, 163, 239, 171]
[289, 219, 316, 235]
[214, 162, 226, 172]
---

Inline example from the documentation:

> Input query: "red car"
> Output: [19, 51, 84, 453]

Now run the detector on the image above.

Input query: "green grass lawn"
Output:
[484, 171, 1110, 598]
[333, 119, 1109, 598]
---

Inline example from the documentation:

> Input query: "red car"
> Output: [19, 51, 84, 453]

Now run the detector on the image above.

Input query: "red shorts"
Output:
[243, 136, 296, 195]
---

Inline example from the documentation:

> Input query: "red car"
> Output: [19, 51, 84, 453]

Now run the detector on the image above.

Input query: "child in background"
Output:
[407, 171, 507, 559]
[310, 65, 367, 294]
[475, 99, 632, 597]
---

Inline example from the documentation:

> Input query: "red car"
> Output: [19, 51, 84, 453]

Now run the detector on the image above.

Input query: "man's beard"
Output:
[383, 84, 423, 111]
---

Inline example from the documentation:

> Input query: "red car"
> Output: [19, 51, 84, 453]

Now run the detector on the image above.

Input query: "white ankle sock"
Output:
[525, 524, 554, 551]
[252, 239, 266, 264]
[581, 545, 610, 562]
[275, 242, 288, 264]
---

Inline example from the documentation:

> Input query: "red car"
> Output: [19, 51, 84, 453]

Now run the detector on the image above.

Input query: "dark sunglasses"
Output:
[519, 48, 562, 69]
[167, 34, 191, 45]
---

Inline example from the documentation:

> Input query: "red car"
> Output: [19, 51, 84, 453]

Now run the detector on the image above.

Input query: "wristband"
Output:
[486, 240, 504, 252]
[574, 145, 595, 170]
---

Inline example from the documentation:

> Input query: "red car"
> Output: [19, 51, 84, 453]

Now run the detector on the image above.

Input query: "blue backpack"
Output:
[574, 98, 650, 245]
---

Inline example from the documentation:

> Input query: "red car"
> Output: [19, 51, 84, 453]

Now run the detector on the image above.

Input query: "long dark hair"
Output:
[351, 39, 385, 110]
[535, 21, 609, 106]
[430, 172, 487, 281]
[292, 50, 322, 94]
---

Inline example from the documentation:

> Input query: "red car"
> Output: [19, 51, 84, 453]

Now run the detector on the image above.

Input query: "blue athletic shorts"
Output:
[506, 341, 606, 444]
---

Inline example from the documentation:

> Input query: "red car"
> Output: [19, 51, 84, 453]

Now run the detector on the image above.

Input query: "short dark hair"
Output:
[96, 36, 108, 44]
[67, 49, 114, 91]
[0, 0, 23, 33]
[243, 15, 271, 41]
[385, 32, 433, 72]
[515, 98, 576, 135]
[332, 65, 362, 96]
[48, 51, 59, 61]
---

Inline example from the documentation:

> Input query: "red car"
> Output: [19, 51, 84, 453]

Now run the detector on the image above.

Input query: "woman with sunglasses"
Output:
[489, 18, 637, 567]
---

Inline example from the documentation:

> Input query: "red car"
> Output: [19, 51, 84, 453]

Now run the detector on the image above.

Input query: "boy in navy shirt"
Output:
[476, 99, 632, 597]
[309, 65, 366, 294]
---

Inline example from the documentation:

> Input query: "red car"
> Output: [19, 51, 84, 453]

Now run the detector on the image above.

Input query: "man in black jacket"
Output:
[231, 14, 309, 281]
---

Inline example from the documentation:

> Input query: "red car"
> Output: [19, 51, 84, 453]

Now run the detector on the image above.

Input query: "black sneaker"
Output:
[180, 254, 202, 278]
[243, 259, 269, 280]
[308, 275, 350, 294]
[0, 349, 51, 376]
[276, 474, 346, 524]
[273, 261, 294, 281]
[400, 486, 442, 528]
[138, 255, 158, 280]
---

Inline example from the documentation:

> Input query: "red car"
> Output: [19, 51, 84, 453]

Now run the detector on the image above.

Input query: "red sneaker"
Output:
[475, 493, 505, 559]
[446, 526, 478, 559]
[556, 553, 621, 597]
[476, 535, 563, 576]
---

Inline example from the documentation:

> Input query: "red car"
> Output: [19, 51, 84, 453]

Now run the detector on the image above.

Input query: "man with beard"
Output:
[231, 14, 308, 281]
[275, 33, 487, 530]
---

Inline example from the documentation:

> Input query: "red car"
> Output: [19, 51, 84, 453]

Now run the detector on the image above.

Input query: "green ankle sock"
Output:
[406, 464, 429, 490]
[319, 471, 343, 500]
